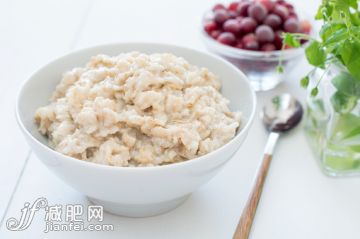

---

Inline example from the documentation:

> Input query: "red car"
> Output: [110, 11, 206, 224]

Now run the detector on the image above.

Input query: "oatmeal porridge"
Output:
[35, 52, 241, 167]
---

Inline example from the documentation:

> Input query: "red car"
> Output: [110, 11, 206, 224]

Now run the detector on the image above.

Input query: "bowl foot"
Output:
[87, 194, 190, 218]
[248, 73, 283, 91]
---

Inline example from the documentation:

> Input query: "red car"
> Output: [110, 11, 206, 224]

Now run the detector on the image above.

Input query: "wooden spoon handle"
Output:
[233, 153, 273, 239]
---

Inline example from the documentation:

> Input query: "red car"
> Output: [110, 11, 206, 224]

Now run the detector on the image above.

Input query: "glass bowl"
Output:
[200, 14, 308, 91]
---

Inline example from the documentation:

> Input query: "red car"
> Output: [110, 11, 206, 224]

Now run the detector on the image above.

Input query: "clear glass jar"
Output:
[305, 65, 360, 177]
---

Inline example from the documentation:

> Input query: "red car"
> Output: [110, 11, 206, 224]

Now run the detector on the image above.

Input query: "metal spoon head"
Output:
[261, 94, 304, 133]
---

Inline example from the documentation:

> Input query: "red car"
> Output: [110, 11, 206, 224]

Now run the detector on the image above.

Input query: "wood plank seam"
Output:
[0, 150, 31, 228]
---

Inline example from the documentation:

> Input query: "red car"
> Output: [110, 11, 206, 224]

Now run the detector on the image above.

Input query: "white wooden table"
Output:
[1, 0, 360, 238]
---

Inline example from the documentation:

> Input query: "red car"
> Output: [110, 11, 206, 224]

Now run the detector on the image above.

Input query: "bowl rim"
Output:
[15, 42, 257, 172]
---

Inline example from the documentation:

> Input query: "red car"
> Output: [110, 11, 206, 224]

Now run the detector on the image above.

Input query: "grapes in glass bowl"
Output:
[201, 0, 312, 91]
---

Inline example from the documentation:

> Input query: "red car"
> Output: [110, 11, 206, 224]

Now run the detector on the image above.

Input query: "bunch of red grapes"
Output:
[204, 0, 311, 51]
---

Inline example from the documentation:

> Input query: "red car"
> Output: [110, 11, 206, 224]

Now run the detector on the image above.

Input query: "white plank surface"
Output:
[2, 0, 360, 238]
[0, 0, 92, 222]
[75, 0, 208, 49]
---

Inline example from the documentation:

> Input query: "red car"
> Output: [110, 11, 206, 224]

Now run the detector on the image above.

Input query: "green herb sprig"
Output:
[280, 0, 360, 113]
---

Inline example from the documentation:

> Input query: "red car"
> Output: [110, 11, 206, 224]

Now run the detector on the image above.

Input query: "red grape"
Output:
[210, 30, 221, 39]
[235, 41, 244, 49]
[300, 20, 311, 34]
[228, 1, 239, 11]
[263, 14, 282, 30]
[289, 12, 298, 19]
[236, 1, 251, 16]
[274, 30, 284, 49]
[255, 25, 275, 43]
[244, 40, 260, 50]
[214, 9, 230, 24]
[236, 16, 244, 22]
[259, 0, 275, 11]
[204, 21, 218, 33]
[261, 43, 276, 51]
[284, 18, 300, 33]
[212, 3, 226, 12]
[239, 17, 257, 33]
[283, 2, 294, 10]
[242, 33, 257, 43]
[242, 33, 259, 50]
[223, 19, 241, 34]
[248, 2, 268, 22]
[217, 32, 236, 45]
[300, 39, 308, 45]
[228, 10, 238, 18]
[272, 4, 289, 20]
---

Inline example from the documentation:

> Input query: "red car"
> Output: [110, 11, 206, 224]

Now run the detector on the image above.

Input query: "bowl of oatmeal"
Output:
[16, 43, 256, 217]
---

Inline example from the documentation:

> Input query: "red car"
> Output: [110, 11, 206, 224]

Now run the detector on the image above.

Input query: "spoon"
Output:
[233, 94, 303, 239]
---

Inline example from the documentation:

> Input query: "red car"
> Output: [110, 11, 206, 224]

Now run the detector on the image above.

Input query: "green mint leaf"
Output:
[283, 33, 301, 48]
[330, 91, 357, 114]
[276, 65, 284, 73]
[315, 2, 330, 20]
[324, 28, 347, 45]
[339, 41, 360, 82]
[344, 0, 358, 9]
[300, 76, 310, 88]
[324, 3, 333, 18]
[344, 126, 360, 139]
[311, 87, 319, 97]
[315, 7, 324, 20]
[350, 12, 360, 26]
[334, 0, 355, 11]
[331, 72, 360, 96]
[320, 22, 346, 41]
[272, 96, 281, 110]
[305, 41, 327, 68]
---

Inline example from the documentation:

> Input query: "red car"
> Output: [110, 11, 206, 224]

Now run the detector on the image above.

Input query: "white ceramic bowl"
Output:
[16, 43, 256, 217]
